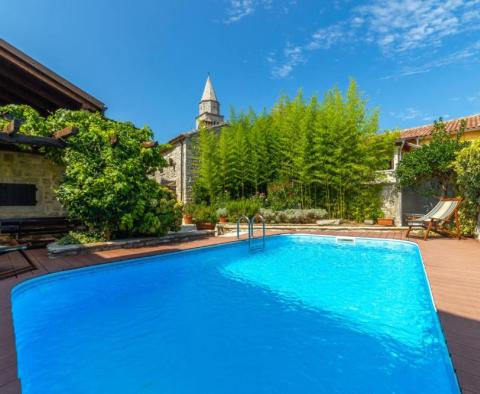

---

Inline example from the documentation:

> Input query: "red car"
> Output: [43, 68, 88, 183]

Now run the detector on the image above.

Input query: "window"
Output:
[0, 183, 37, 206]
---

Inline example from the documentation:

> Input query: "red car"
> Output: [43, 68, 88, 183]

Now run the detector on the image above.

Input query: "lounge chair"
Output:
[405, 197, 462, 241]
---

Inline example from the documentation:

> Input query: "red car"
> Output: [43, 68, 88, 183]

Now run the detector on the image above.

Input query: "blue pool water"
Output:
[12, 235, 459, 393]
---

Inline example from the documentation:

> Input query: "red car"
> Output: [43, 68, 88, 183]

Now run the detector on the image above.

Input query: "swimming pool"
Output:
[12, 234, 459, 393]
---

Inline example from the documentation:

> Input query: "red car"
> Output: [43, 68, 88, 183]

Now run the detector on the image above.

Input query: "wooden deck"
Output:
[0, 231, 479, 393]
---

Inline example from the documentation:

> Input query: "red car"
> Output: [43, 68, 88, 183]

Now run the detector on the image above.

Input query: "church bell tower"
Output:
[196, 75, 224, 128]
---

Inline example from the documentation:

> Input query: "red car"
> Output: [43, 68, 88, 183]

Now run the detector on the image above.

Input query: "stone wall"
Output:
[0, 150, 65, 218]
[155, 143, 183, 201]
[157, 133, 200, 203]
[184, 133, 199, 203]
[380, 183, 401, 225]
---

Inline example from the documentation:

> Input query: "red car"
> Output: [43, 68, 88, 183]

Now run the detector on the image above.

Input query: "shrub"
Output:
[454, 140, 480, 236]
[193, 204, 217, 223]
[260, 208, 328, 224]
[183, 203, 195, 216]
[347, 186, 385, 222]
[225, 199, 261, 222]
[57, 231, 104, 245]
[216, 207, 228, 217]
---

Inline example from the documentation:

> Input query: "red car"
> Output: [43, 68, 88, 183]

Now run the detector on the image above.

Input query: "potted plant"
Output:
[216, 207, 228, 224]
[377, 217, 394, 226]
[183, 203, 194, 225]
[194, 205, 217, 230]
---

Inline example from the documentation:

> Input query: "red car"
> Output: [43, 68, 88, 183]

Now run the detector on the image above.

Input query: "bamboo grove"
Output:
[193, 80, 398, 220]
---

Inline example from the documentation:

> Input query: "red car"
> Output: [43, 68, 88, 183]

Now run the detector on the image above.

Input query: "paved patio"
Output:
[0, 231, 479, 393]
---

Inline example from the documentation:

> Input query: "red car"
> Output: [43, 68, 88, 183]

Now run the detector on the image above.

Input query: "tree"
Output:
[396, 119, 467, 197]
[194, 126, 220, 204]
[0, 105, 182, 240]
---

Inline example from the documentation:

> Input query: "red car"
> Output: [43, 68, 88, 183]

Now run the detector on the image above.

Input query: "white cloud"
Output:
[467, 91, 480, 102]
[223, 0, 296, 23]
[357, 0, 480, 52]
[270, 44, 305, 78]
[269, 22, 351, 78]
[381, 40, 480, 79]
[390, 107, 434, 121]
[224, 0, 255, 24]
[269, 0, 480, 77]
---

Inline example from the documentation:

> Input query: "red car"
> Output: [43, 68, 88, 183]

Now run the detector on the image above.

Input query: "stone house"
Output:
[0, 39, 105, 219]
[156, 76, 226, 202]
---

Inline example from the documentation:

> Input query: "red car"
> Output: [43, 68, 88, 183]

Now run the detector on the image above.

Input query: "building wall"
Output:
[157, 133, 200, 204]
[0, 150, 65, 218]
[184, 134, 199, 203]
[155, 144, 183, 201]
[417, 129, 480, 144]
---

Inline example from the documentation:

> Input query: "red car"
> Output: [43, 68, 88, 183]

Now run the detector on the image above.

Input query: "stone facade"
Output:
[156, 132, 200, 203]
[0, 150, 65, 218]
[158, 76, 223, 203]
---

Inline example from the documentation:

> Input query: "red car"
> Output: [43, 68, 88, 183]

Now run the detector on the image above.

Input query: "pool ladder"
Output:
[236, 214, 266, 251]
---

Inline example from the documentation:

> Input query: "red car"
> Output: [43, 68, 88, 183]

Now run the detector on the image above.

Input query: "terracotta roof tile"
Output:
[400, 114, 480, 139]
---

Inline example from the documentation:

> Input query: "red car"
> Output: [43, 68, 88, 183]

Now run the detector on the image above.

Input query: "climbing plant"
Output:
[0, 105, 182, 240]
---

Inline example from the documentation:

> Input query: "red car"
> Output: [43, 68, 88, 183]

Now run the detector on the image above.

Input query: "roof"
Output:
[0, 39, 105, 114]
[200, 75, 218, 102]
[401, 113, 480, 139]
[166, 123, 228, 145]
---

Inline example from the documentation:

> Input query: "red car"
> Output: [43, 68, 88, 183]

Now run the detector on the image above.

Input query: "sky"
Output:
[2, 0, 480, 142]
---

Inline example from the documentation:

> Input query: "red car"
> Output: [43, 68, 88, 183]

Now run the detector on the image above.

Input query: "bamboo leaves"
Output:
[194, 80, 396, 220]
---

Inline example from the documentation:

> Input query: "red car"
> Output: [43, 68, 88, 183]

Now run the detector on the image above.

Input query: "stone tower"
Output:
[195, 75, 224, 128]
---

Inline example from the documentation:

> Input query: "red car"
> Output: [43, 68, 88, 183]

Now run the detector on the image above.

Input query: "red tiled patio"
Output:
[0, 231, 479, 393]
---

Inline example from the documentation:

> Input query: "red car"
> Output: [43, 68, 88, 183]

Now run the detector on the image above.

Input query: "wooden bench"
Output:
[0, 217, 80, 243]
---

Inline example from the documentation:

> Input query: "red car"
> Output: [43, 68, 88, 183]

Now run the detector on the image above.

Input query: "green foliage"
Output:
[56, 231, 104, 245]
[216, 207, 228, 217]
[396, 119, 468, 197]
[0, 105, 182, 239]
[182, 203, 195, 215]
[225, 198, 262, 222]
[260, 208, 328, 224]
[454, 140, 480, 236]
[265, 181, 306, 210]
[193, 80, 397, 220]
[192, 204, 217, 223]
[347, 186, 385, 222]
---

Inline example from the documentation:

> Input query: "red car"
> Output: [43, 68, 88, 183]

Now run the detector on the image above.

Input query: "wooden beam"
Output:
[53, 126, 78, 139]
[141, 140, 157, 148]
[0, 131, 64, 148]
[3, 119, 21, 135]
[406, 141, 421, 149]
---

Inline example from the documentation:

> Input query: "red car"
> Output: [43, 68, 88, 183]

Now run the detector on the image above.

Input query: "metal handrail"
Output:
[236, 215, 251, 240]
[249, 213, 266, 249]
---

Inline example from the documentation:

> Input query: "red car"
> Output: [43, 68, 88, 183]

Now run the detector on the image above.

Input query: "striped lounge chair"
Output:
[405, 197, 462, 241]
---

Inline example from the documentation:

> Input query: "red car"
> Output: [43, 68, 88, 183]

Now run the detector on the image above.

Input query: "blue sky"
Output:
[2, 0, 480, 142]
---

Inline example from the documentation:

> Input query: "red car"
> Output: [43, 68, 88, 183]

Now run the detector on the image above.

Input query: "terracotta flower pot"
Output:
[196, 222, 216, 230]
[377, 218, 394, 226]
[219, 216, 228, 224]
[183, 214, 193, 225]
